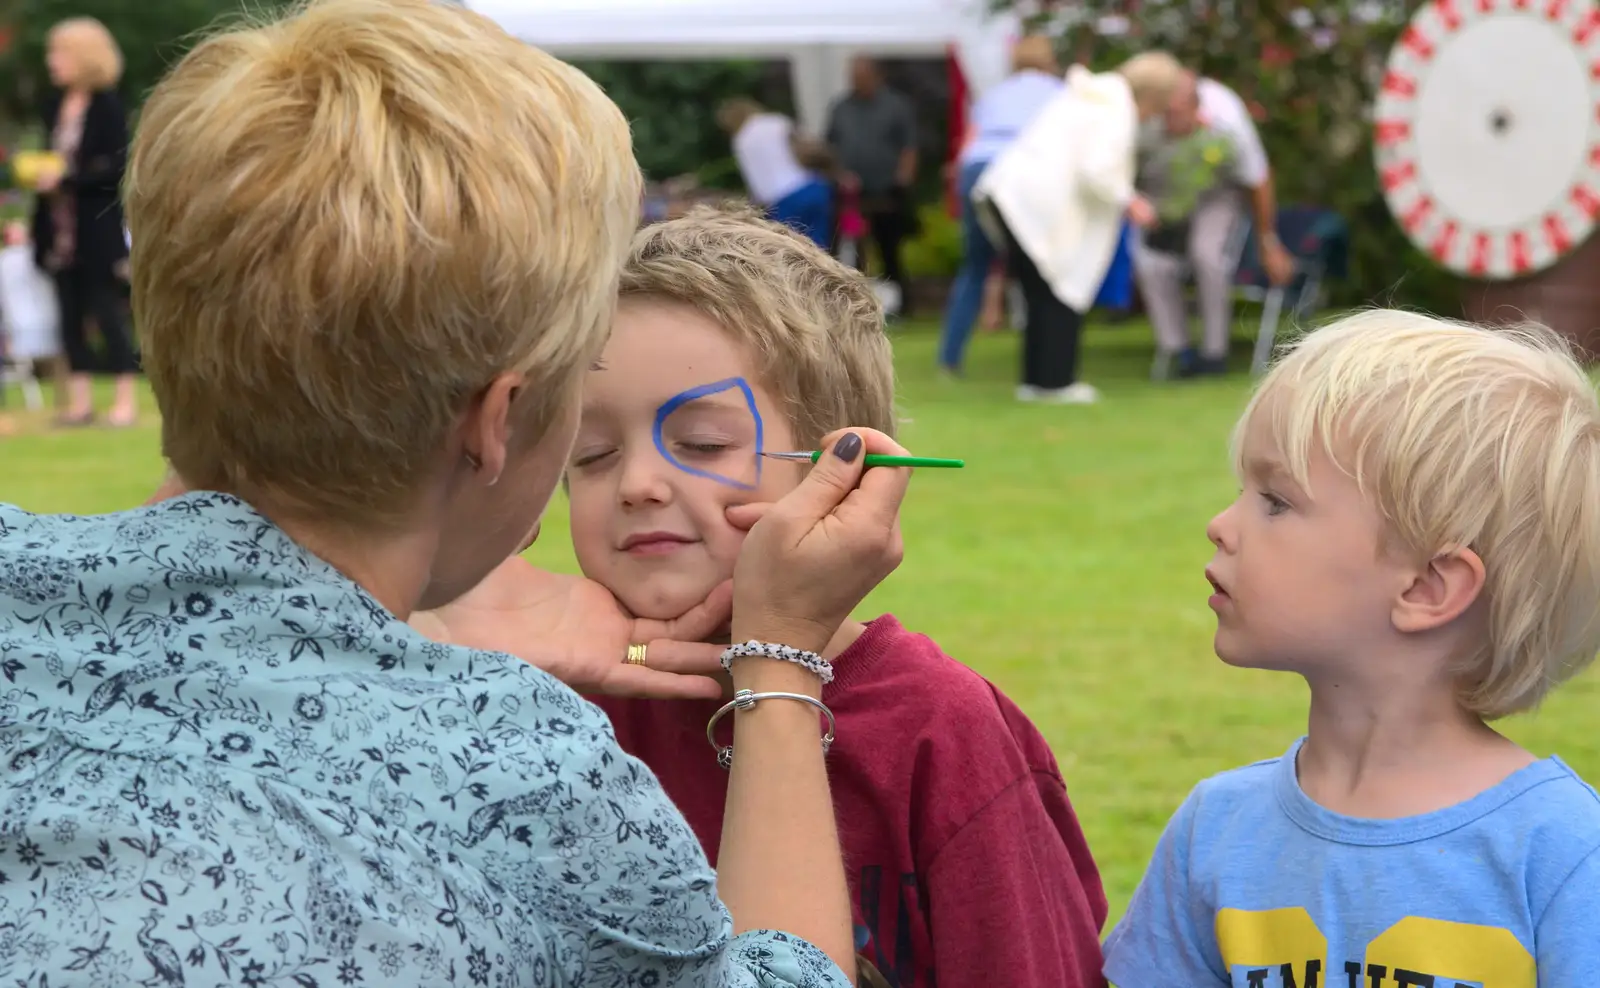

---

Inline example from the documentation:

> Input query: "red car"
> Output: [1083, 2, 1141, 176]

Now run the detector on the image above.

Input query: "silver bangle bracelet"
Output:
[706, 688, 836, 770]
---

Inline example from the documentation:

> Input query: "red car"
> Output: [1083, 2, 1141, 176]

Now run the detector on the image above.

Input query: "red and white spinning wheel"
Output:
[1375, 0, 1600, 280]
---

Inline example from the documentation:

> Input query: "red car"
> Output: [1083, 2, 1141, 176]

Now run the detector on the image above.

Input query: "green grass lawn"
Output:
[3, 319, 1597, 926]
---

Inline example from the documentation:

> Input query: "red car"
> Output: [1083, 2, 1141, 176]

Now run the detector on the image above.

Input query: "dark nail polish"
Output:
[832, 432, 863, 462]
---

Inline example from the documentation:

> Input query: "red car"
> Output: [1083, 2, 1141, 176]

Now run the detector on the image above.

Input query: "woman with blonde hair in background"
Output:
[974, 50, 1180, 404]
[0, 1, 912, 984]
[32, 16, 136, 427]
[938, 35, 1063, 377]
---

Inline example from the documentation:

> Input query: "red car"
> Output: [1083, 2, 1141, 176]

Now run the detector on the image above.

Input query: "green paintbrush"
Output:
[762, 451, 965, 469]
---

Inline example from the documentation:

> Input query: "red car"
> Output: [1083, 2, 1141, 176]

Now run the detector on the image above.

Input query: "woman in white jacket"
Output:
[975, 52, 1183, 404]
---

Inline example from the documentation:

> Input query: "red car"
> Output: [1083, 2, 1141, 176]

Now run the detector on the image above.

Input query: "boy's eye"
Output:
[675, 441, 733, 456]
[571, 448, 615, 468]
[1259, 491, 1290, 516]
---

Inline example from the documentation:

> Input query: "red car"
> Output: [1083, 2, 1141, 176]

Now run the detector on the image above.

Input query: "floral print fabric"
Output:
[0, 493, 847, 988]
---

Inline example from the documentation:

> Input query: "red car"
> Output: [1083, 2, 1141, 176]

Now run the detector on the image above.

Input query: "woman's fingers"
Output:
[770, 429, 870, 529]
[828, 432, 913, 535]
[724, 502, 772, 532]
[631, 639, 727, 677]
[634, 581, 734, 649]
[769, 427, 909, 531]
[407, 610, 454, 644]
[601, 665, 725, 701]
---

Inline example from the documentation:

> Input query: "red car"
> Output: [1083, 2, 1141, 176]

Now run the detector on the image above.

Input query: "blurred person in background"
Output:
[938, 35, 1063, 377]
[33, 16, 135, 427]
[827, 56, 917, 318]
[718, 97, 834, 248]
[1135, 68, 1293, 378]
[973, 51, 1177, 405]
[0, 219, 63, 410]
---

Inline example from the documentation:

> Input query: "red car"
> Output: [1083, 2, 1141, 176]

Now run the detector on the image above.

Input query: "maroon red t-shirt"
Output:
[591, 615, 1109, 988]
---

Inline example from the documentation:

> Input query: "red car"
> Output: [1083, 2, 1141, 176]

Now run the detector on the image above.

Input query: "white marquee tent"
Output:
[466, 0, 1022, 135]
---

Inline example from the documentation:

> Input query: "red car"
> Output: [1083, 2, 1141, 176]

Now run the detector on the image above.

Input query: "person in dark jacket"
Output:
[32, 16, 135, 427]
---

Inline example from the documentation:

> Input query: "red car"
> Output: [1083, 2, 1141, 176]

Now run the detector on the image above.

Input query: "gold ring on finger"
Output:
[624, 643, 648, 667]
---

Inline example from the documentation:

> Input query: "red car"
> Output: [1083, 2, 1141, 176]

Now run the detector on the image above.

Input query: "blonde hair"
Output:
[1117, 50, 1183, 112]
[1237, 310, 1600, 718]
[621, 205, 896, 449]
[127, 0, 641, 527]
[1011, 35, 1059, 75]
[49, 17, 123, 91]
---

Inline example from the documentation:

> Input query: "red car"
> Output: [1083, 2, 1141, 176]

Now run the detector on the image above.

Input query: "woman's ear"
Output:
[1392, 546, 1486, 634]
[461, 372, 524, 487]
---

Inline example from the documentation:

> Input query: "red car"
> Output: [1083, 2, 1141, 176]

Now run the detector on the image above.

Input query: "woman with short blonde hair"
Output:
[32, 16, 135, 428]
[972, 50, 1174, 402]
[0, 2, 909, 985]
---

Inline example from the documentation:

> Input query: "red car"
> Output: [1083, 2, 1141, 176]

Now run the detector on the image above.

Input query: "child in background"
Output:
[1104, 311, 1600, 987]
[0, 219, 62, 415]
[572, 206, 1109, 988]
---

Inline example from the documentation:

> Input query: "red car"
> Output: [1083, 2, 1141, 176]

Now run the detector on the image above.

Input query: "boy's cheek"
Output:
[700, 509, 752, 575]
[565, 502, 612, 572]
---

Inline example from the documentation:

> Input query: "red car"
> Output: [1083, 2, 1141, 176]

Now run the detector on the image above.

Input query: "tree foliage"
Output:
[998, 0, 1462, 313]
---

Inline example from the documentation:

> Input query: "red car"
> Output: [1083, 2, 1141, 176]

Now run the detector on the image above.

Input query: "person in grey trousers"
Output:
[1135, 70, 1293, 378]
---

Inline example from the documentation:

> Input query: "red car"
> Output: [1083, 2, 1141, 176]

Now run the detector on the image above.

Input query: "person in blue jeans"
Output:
[939, 37, 1062, 375]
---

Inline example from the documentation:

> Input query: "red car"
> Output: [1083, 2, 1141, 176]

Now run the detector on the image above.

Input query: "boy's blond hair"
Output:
[620, 205, 896, 449]
[1238, 310, 1600, 718]
[49, 17, 123, 91]
[127, 0, 641, 526]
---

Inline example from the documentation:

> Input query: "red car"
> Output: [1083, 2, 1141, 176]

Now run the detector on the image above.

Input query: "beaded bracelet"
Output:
[706, 689, 837, 770]
[719, 640, 834, 684]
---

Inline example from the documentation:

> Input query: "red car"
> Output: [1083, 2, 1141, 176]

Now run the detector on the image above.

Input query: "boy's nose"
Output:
[617, 454, 672, 508]
[1205, 502, 1234, 550]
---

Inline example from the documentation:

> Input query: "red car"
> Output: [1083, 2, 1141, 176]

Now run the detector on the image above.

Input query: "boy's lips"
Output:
[620, 531, 698, 556]
[1205, 567, 1231, 607]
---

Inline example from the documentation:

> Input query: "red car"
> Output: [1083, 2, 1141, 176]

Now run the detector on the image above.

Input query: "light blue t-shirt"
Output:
[958, 69, 1064, 167]
[1104, 737, 1600, 988]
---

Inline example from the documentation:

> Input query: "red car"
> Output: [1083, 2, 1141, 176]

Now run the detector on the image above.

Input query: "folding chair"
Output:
[1231, 207, 1349, 373]
[1147, 206, 1348, 378]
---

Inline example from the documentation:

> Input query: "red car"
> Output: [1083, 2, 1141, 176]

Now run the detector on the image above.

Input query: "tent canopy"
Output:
[468, 0, 1017, 134]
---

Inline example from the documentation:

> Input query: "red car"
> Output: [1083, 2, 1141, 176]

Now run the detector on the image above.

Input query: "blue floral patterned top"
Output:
[0, 493, 848, 988]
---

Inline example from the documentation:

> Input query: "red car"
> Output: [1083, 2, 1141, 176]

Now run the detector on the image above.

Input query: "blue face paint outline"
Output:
[652, 377, 764, 491]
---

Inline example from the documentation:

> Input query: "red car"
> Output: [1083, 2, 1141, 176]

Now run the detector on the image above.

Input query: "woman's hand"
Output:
[34, 170, 61, 194]
[724, 428, 910, 655]
[412, 555, 732, 701]
[1128, 193, 1158, 229]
